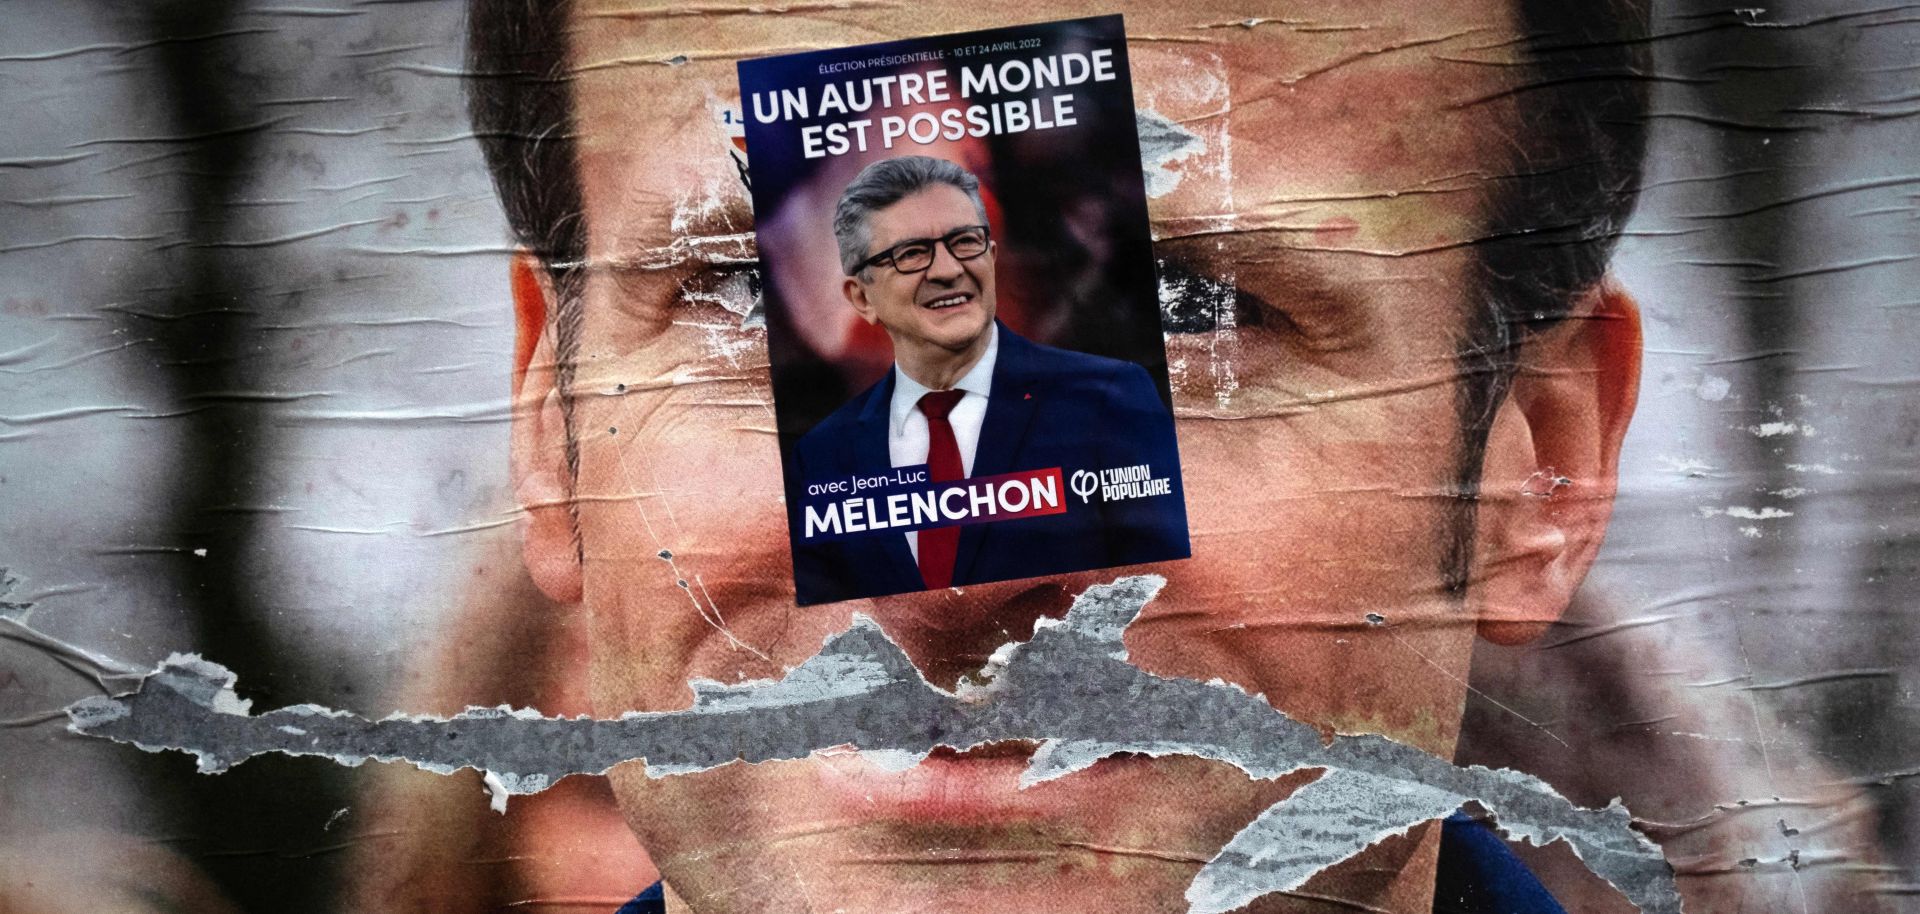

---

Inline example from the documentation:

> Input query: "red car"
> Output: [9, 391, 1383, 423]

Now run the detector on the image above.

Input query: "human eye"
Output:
[948, 228, 988, 256]
[1155, 244, 1364, 418]
[1155, 241, 1369, 355]
[677, 263, 764, 327]
[602, 262, 765, 352]
[1157, 257, 1263, 335]
[892, 240, 934, 269]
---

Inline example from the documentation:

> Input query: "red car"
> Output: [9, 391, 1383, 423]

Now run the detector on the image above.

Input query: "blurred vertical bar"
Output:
[1661, 0, 1920, 884]
[124, 2, 349, 911]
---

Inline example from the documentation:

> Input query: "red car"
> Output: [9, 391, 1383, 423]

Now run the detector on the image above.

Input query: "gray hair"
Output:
[832, 156, 989, 276]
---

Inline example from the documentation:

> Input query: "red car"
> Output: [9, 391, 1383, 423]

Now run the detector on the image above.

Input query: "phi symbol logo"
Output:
[1069, 470, 1099, 504]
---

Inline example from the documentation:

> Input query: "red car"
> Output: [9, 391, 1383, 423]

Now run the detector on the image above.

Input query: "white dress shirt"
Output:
[887, 323, 999, 562]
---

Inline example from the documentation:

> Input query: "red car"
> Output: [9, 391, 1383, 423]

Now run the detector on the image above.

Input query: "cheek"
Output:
[971, 260, 998, 295]
[874, 283, 920, 320]
[1170, 411, 1455, 615]
[1126, 405, 1475, 752]
[571, 327, 822, 710]
[578, 329, 785, 565]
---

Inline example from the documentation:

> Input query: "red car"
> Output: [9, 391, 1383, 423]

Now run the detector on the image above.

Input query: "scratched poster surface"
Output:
[2, 2, 1917, 914]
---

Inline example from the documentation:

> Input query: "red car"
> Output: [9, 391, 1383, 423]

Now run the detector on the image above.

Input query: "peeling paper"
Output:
[67, 576, 1681, 914]
[1136, 109, 1206, 198]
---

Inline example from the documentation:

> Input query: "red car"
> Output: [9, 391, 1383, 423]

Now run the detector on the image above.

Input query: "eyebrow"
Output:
[592, 199, 760, 275]
[680, 196, 757, 244]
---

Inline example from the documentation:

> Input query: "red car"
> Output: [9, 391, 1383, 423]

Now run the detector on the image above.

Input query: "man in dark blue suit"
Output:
[789, 156, 1188, 605]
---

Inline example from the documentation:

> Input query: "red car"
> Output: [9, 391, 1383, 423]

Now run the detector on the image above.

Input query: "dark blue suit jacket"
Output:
[788, 324, 1190, 605]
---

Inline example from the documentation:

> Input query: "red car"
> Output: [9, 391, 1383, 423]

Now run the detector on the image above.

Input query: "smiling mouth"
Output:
[920, 292, 973, 310]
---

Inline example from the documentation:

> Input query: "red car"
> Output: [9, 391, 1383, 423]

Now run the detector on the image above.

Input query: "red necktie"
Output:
[917, 389, 966, 589]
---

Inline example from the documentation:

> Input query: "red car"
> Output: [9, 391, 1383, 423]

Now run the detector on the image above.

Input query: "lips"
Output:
[919, 291, 973, 310]
[812, 740, 1171, 827]
[814, 741, 1039, 823]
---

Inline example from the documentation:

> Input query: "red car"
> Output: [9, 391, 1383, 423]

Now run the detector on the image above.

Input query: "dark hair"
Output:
[467, 0, 584, 274]
[1444, 0, 1654, 591]
[465, 0, 1653, 586]
[466, 0, 587, 485]
[833, 156, 989, 275]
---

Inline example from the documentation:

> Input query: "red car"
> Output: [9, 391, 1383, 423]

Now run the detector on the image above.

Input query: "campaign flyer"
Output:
[738, 16, 1189, 606]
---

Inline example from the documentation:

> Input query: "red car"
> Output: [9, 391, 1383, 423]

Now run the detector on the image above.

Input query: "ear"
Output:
[510, 253, 584, 605]
[1471, 278, 1641, 645]
[843, 274, 879, 325]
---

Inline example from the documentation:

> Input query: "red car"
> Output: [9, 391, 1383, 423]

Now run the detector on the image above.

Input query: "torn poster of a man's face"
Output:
[2, 2, 1913, 914]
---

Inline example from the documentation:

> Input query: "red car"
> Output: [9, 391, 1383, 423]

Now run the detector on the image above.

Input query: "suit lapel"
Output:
[851, 369, 923, 593]
[954, 325, 1043, 584]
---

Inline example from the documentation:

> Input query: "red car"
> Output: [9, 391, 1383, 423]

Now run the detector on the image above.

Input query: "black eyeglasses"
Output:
[854, 225, 991, 276]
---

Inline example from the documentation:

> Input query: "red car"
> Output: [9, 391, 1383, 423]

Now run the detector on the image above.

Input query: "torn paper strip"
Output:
[67, 576, 1682, 914]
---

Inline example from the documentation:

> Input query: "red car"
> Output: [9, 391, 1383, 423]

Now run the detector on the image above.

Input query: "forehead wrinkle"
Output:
[1171, 13, 1513, 83]
[578, 0, 903, 21]
[1249, 171, 1489, 207]
[572, 45, 833, 72]
[573, 0, 902, 63]
[1276, 27, 1497, 87]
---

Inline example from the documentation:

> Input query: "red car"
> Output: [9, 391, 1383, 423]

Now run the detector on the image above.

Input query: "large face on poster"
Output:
[739, 18, 1191, 606]
[4, 3, 1917, 914]
[538, 5, 1642, 912]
